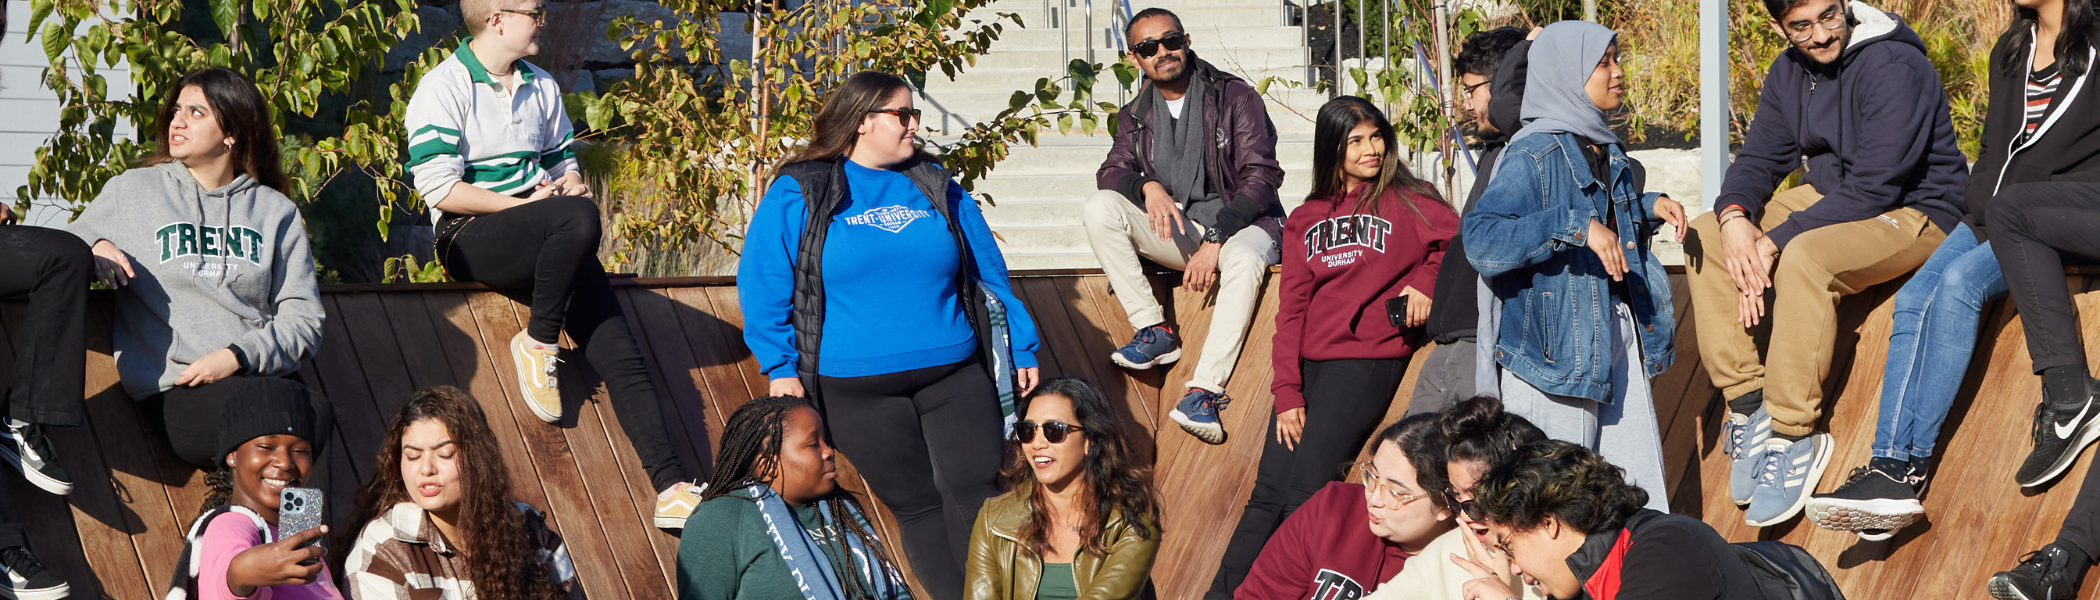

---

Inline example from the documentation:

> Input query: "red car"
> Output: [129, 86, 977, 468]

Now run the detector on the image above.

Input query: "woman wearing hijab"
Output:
[1461, 20, 1686, 511]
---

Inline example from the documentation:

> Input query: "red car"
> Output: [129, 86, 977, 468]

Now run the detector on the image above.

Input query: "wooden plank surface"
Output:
[13, 273, 2100, 599]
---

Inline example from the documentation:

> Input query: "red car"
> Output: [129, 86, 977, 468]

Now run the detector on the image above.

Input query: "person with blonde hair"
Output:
[405, 0, 702, 529]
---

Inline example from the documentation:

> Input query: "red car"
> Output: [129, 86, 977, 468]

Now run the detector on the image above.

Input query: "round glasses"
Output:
[1356, 461, 1431, 506]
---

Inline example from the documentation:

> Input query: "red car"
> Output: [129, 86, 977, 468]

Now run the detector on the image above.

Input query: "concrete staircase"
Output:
[923, 0, 1324, 269]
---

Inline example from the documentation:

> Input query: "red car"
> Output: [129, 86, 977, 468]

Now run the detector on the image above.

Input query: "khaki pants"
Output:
[1082, 190, 1279, 392]
[1685, 185, 1945, 436]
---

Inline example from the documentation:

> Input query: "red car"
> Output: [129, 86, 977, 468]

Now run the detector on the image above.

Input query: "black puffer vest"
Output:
[780, 155, 1003, 416]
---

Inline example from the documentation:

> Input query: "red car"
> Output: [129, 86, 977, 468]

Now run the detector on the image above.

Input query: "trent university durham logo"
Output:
[155, 222, 267, 264]
[844, 205, 934, 233]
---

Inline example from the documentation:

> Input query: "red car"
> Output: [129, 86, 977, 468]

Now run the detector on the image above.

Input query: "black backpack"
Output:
[1731, 540, 1846, 600]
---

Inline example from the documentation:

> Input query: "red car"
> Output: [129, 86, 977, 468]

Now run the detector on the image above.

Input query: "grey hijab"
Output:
[1511, 20, 1620, 147]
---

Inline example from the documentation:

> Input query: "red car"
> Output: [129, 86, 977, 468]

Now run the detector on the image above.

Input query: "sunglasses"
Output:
[1129, 32, 1189, 58]
[1441, 487, 1485, 521]
[499, 8, 546, 25]
[867, 107, 923, 126]
[1013, 420, 1084, 444]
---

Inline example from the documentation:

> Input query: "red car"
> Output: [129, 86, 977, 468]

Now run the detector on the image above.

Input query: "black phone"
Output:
[1387, 295, 1409, 328]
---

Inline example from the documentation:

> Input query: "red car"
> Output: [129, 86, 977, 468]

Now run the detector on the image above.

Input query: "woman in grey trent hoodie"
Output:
[66, 68, 329, 469]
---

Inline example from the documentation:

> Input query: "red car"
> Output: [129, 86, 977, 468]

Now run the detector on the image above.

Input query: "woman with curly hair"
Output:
[964, 378, 1161, 600]
[678, 395, 909, 600]
[1457, 441, 1760, 600]
[342, 386, 582, 599]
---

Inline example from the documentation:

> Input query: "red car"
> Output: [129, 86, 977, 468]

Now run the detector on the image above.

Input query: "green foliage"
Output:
[1331, 6, 1490, 177]
[18, 0, 433, 239]
[570, 0, 1129, 271]
[382, 253, 447, 283]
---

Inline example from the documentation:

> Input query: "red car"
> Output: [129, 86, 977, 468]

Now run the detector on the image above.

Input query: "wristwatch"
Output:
[1202, 226, 1227, 244]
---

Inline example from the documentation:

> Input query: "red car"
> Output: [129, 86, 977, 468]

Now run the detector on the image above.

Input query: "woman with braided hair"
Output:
[340, 386, 582, 599]
[677, 396, 910, 600]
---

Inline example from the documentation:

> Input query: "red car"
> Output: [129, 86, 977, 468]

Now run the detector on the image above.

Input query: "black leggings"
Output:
[143, 376, 331, 468]
[1991, 182, 2100, 373]
[436, 196, 688, 492]
[0, 226, 90, 427]
[817, 359, 1004, 600]
[1206, 357, 1407, 600]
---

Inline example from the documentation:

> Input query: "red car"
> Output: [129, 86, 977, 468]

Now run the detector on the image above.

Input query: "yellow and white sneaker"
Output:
[510, 331, 563, 423]
[655, 481, 706, 529]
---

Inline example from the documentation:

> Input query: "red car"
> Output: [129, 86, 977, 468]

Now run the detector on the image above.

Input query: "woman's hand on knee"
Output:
[176, 349, 242, 387]
[91, 240, 135, 287]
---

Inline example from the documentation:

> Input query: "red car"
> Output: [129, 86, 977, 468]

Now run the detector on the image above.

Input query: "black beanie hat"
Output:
[215, 378, 330, 464]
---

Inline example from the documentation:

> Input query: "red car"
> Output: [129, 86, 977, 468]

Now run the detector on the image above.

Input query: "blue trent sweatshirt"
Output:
[739, 159, 1040, 380]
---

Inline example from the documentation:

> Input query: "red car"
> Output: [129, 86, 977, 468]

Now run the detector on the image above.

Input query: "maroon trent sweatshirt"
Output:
[1272, 185, 1458, 412]
[1238, 482, 1414, 600]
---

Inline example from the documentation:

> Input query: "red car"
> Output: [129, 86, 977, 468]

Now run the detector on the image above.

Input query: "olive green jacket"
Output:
[964, 487, 1160, 600]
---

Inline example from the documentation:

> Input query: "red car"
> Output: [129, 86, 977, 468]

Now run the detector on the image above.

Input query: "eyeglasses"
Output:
[1492, 535, 1517, 560]
[1463, 78, 1493, 96]
[1784, 6, 1847, 42]
[1356, 462, 1430, 506]
[1441, 487, 1485, 521]
[499, 8, 547, 25]
[1013, 420, 1083, 444]
[1129, 32, 1189, 58]
[867, 107, 923, 126]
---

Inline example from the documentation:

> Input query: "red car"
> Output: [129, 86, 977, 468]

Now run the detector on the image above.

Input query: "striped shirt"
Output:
[344, 501, 585, 600]
[2022, 64, 2063, 146]
[405, 41, 579, 223]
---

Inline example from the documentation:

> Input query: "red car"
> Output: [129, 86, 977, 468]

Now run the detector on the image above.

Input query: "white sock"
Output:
[528, 339, 561, 352]
[4, 418, 27, 430]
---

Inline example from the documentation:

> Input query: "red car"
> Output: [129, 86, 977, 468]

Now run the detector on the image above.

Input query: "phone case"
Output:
[278, 487, 326, 551]
[1386, 296, 1409, 328]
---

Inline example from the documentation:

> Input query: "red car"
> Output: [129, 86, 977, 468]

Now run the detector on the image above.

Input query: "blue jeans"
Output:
[1872, 223, 2008, 462]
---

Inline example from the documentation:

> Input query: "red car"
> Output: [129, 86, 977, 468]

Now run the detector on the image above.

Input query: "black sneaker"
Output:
[0, 422, 69, 496]
[0, 545, 69, 600]
[1990, 542, 2090, 600]
[1804, 460, 1924, 541]
[2016, 396, 2100, 487]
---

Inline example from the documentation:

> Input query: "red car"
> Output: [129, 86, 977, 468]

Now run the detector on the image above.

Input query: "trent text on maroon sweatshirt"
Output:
[1236, 482, 1413, 600]
[1272, 185, 1458, 412]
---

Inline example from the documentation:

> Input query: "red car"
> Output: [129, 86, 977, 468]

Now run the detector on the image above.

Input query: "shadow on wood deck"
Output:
[3, 269, 2099, 599]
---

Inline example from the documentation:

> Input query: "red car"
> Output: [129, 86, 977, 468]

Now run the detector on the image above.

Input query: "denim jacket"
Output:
[1463, 132, 1674, 402]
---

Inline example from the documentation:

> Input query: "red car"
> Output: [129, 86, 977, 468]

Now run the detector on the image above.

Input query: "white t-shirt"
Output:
[1166, 96, 1186, 119]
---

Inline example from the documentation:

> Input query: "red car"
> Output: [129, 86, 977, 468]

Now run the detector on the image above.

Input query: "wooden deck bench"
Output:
[4, 269, 2100, 599]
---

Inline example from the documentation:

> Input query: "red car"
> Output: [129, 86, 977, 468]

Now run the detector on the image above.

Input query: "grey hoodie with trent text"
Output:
[67, 160, 324, 399]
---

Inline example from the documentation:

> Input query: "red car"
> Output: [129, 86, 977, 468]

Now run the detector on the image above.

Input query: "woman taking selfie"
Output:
[164, 390, 339, 599]
[342, 387, 583, 599]
[63, 67, 327, 472]
[677, 396, 910, 600]
[739, 70, 1041, 600]
[965, 378, 1161, 600]
[1209, 96, 1457, 599]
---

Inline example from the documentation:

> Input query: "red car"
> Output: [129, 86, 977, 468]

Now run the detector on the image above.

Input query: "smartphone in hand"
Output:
[278, 487, 326, 565]
[1386, 295, 1410, 329]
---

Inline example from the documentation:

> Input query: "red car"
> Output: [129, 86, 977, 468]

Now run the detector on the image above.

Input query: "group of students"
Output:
[13, 0, 2100, 597]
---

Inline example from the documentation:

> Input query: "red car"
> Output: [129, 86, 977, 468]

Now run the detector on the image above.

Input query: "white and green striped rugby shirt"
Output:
[405, 42, 578, 223]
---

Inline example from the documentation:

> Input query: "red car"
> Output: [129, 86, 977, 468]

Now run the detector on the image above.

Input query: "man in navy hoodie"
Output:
[1684, 0, 1967, 528]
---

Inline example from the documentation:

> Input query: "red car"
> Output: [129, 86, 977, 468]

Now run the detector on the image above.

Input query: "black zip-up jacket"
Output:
[780, 155, 1003, 418]
[1964, 30, 2100, 242]
[1564, 510, 1763, 600]
[1713, 6, 1967, 250]
[1426, 40, 1528, 343]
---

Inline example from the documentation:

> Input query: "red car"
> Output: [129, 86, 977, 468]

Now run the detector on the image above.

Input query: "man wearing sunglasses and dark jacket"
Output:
[1086, 7, 1285, 447]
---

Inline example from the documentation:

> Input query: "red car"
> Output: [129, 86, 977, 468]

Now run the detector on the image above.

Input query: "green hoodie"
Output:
[66, 161, 324, 398]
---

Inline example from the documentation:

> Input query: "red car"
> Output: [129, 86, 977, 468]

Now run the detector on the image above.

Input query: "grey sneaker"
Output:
[1744, 432, 1834, 527]
[1726, 405, 1772, 507]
